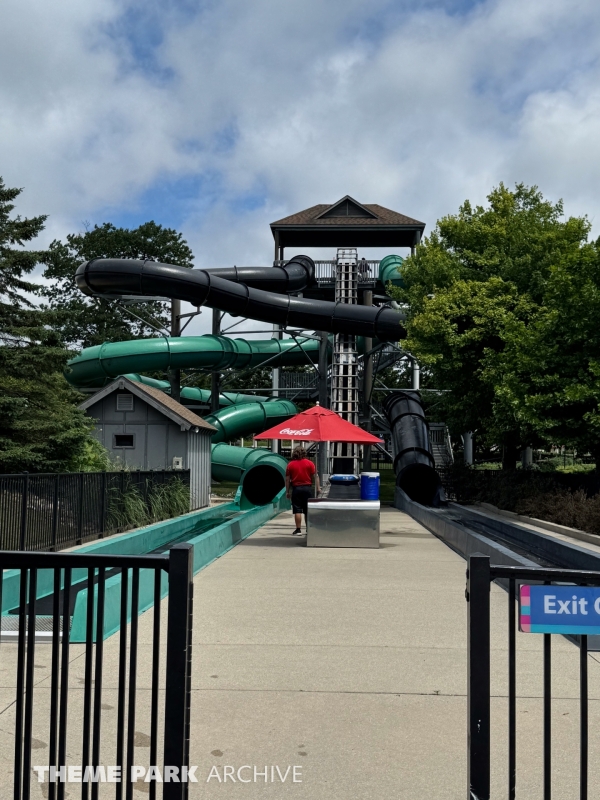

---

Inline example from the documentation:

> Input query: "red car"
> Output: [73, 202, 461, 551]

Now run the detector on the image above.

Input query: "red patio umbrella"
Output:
[253, 405, 383, 444]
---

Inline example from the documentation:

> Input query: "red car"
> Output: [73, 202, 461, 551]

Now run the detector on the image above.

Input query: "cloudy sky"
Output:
[3, 0, 600, 335]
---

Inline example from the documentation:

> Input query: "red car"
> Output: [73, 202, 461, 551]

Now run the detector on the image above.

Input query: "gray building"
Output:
[80, 377, 216, 509]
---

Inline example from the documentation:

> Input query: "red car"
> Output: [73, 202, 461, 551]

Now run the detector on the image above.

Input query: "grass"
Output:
[107, 476, 190, 533]
[378, 468, 396, 503]
[210, 480, 240, 500]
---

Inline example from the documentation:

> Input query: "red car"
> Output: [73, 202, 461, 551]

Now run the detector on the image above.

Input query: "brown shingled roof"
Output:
[79, 377, 216, 433]
[271, 199, 425, 227]
[130, 381, 216, 431]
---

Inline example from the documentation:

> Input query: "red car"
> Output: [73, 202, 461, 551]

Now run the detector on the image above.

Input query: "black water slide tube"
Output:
[383, 391, 441, 506]
[75, 255, 406, 341]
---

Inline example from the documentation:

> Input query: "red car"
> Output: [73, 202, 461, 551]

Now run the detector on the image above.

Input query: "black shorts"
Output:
[291, 485, 312, 515]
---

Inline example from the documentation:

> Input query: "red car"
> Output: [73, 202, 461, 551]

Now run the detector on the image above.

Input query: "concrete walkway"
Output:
[187, 507, 600, 799]
[3, 506, 600, 797]
[187, 507, 468, 799]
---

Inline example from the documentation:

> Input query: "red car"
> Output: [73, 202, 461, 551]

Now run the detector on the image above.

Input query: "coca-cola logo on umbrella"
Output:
[279, 428, 314, 436]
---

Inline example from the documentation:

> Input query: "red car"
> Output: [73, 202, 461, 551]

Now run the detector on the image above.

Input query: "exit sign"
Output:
[520, 585, 600, 634]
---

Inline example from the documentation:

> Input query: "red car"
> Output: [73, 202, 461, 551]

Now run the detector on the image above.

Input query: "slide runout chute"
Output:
[384, 390, 441, 506]
[75, 257, 405, 340]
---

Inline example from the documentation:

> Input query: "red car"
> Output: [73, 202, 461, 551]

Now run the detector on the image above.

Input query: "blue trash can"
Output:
[360, 472, 380, 500]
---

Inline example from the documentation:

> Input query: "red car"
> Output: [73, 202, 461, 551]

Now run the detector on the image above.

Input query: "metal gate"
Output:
[1, 543, 193, 800]
[467, 553, 598, 800]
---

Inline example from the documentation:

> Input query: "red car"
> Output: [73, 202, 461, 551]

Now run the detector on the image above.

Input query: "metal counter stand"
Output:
[306, 498, 380, 548]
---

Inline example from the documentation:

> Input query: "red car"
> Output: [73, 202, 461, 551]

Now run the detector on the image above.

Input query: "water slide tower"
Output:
[270, 196, 425, 474]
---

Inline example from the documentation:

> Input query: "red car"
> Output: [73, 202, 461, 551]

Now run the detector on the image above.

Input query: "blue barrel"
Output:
[330, 474, 359, 485]
[360, 472, 380, 500]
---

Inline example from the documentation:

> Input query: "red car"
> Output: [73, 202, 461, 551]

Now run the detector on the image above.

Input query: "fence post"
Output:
[19, 472, 29, 549]
[76, 472, 84, 545]
[164, 544, 194, 800]
[100, 471, 107, 537]
[467, 554, 491, 800]
[51, 473, 59, 551]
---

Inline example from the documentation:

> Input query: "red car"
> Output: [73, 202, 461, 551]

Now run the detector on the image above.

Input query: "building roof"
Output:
[270, 196, 426, 249]
[79, 377, 216, 433]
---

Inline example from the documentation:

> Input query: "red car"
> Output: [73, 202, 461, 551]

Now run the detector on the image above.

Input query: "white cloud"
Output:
[2, 0, 600, 325]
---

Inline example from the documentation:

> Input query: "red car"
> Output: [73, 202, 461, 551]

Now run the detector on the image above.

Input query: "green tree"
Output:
[493, 241, 600, 461]
[392, 184, 590, 466]
[398, 183, 589, 311]
[0, 177, 93, 472]
[405, 278, 534, 454]
[42, 221, 194, 348]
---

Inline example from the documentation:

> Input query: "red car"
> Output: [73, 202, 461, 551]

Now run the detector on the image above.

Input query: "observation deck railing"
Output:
[274, 260, 380, 285]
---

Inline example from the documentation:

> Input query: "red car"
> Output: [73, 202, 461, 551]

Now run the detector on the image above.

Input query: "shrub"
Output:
[516, 489, 600, 536]
[448, 465, 600, 536]
[107, 474, 190, 533]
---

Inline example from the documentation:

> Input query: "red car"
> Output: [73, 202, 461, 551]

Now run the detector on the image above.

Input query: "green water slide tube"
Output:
[379, 254, 404, 289]
[66, 333, 322, 389]
[65, 335, 313, 508]
[211, 443, 288, 508]
[206, 399, 297, 443]
[119, 374, 272, 407]
[206, 400, 296, 506]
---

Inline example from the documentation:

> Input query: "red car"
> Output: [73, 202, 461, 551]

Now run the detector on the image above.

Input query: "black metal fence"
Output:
[371, 453, 394, 471]
[1, 543, 193, 800]
[467, 554, 596, 799]
[0, 470, 191, 552]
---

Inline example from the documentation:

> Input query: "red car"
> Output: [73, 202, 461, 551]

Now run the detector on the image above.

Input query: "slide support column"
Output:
[362, 289, 373, 472]
[272, 324, 282, 454]
[168, 299, 181, 403]
[411, 357, 420, 391]
[318, 329, 329, 480]
[463, 432, 474, 466]
[211, 309, 221, 413]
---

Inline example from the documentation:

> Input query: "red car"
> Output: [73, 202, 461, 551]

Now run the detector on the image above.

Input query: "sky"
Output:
[2, 0, 600, 336]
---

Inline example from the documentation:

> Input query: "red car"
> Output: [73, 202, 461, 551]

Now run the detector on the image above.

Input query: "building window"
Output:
[116, 394, 134, 411]
[113, 434, 135, 449]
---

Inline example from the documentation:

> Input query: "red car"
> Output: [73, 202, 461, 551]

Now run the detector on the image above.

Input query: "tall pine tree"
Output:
[0, 177, 92, 472]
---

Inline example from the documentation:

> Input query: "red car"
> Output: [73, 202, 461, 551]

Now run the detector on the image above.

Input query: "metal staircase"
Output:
[331, 248, 359, 473]
[429, 423, 454, 468]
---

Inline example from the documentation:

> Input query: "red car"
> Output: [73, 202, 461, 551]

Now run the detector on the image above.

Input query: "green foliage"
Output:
[148, 477, 190, 520]
[42, 221, 194, 348]
[108, 480, 149, 531]
[0, 177, 47, 304]
[0, 369, 93, 473]
[517, 489, 600, 535]
[392, 183, 592, 458]
[69, 437, 113, 472]
[396, 183, 589, 310]
[555, 464, 596, 474]
[454, 466, 600, 535]
[0, 177, 94, 473]
[107, 475, 190, 532]
[403, 277, 534, 443]
[492, 241, 600, 455]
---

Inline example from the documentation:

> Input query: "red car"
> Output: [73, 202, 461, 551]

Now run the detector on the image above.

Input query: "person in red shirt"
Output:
[285, 447, 320, 535]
